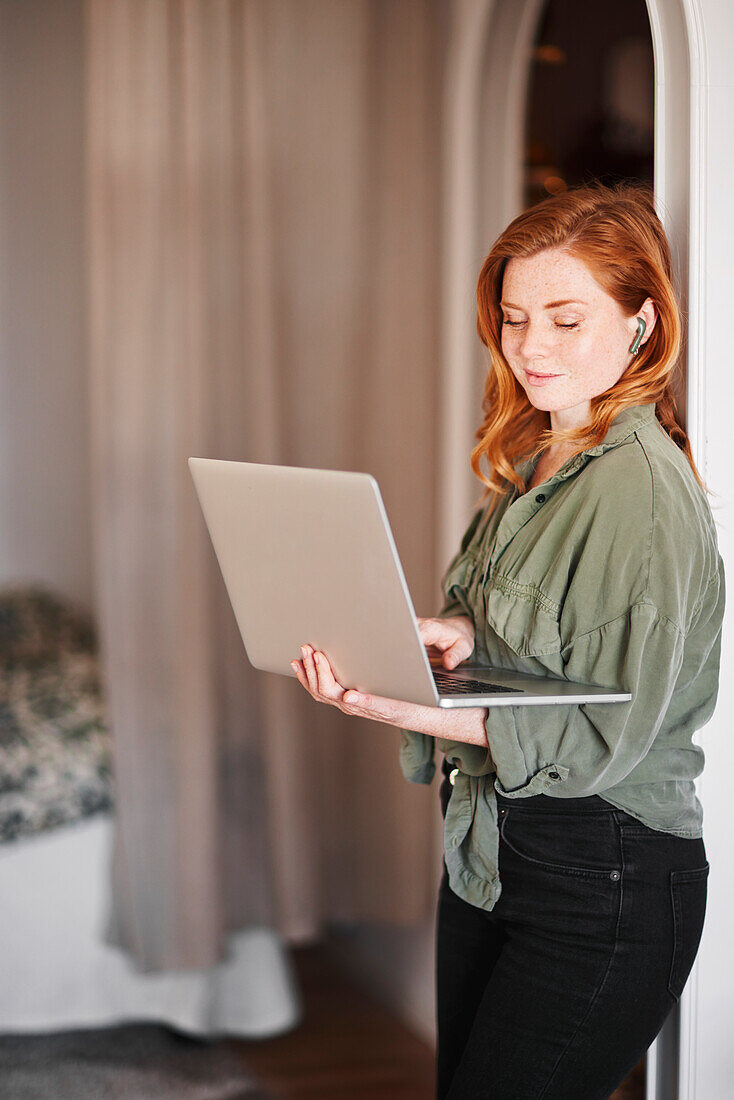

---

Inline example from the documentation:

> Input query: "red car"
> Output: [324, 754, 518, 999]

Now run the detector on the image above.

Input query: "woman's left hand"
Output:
[291, 644, 489, 746]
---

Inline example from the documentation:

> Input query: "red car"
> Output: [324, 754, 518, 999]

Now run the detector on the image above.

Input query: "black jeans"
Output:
[436, 758, 709, 1100]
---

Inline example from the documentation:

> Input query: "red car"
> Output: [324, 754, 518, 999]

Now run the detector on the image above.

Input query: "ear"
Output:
[636, 297, 658, 345]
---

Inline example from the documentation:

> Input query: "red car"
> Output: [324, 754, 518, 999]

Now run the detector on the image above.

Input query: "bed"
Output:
[0, 586, 299, 1037]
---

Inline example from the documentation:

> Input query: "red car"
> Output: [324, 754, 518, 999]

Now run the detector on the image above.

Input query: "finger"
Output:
[342, 689, 397, 718]
[300, 645, 319, 693]
[416, 618, 443, 647]
[443, 640, 471, 669]
[290, 659, 312, 694]
[417, 619, 459, 655]
[313, 651, 345, 701]
[342, 689, 373, 709]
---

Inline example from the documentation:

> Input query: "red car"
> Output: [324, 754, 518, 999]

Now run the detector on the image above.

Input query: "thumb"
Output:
[442, 638, 472, 669]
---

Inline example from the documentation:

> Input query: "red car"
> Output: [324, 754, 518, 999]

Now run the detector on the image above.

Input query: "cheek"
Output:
[581, 329, 627, 378]
[501, 330, 522, 365]
[559, 332, 629, 398]
[566, 330, 596, 364]
[564, 330, 618, 369]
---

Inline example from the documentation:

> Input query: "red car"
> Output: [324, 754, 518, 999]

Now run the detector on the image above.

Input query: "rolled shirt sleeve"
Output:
[458, 602, 686, 795]
[401, 549, 721, 797]
[442, 572, 725, 799]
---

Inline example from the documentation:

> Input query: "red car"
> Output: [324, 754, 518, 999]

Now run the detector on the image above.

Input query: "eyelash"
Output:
[502, 320, 580, 330]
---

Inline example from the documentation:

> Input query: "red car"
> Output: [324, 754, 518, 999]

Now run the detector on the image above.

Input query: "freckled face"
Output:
[500, 249, 636, 427]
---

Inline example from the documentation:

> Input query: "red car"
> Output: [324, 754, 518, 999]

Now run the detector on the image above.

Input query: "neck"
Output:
[548, 399, 591, 435]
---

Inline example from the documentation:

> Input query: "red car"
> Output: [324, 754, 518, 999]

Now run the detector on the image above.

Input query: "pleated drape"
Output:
[87, 0, 447, 970]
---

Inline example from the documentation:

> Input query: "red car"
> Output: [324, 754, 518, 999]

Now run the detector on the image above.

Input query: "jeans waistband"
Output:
[494, 790, 620, 813]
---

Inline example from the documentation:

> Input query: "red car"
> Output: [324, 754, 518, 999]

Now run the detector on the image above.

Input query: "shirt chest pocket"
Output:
[482, 572, 563, 659]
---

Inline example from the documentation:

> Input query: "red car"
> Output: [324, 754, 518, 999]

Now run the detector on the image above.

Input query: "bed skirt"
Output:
[0, 812, 301, 1037]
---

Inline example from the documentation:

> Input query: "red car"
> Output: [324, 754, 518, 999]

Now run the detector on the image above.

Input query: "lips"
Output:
[526, 370, 561, 381]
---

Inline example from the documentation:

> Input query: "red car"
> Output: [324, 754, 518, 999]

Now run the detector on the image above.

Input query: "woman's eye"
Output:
[502, 319, 579, 329]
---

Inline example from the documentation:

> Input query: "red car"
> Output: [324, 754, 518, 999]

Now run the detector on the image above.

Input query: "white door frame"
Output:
[440, 2, 707, 1096]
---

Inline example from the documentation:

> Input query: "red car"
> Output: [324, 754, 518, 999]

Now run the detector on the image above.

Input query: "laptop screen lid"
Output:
[188, 458, 631, 709]
[189, 456, 447, 705]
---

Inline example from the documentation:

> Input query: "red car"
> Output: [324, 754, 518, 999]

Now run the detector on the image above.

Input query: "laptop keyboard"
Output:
[432, 670, 522, 696]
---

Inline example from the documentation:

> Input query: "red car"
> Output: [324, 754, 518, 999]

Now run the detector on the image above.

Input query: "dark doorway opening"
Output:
[524, 0, 654, 208]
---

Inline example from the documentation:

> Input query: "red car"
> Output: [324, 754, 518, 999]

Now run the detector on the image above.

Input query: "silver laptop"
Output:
[188, 458, 631, 709]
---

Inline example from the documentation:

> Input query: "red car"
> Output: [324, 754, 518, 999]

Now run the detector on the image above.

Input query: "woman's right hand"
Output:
[416, 615, 475, 670]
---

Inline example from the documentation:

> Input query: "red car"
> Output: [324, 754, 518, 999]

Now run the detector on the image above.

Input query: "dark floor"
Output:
[0, 1023, 264, 1100]
[228, 945, 645, 1099]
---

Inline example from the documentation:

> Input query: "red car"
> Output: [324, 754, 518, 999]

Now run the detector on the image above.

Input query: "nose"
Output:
[518, 320, 552, 361]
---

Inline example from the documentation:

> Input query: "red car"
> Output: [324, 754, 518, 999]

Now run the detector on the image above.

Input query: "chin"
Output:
[522, 389, 562, 411]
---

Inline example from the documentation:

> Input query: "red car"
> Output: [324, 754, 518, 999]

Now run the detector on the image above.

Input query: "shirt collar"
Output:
[515, 401, 657, 482]
[582, 400, 657, 456]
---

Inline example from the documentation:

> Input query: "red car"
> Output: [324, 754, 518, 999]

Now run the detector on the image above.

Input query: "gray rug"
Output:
[0, 1023, 270, 1100]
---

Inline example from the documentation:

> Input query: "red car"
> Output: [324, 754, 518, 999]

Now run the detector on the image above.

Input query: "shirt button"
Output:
[548, 770, 560, 780]
[535, 493, 546, 503]
[449, 768, 459, 786]
[451, 836, 460, 847]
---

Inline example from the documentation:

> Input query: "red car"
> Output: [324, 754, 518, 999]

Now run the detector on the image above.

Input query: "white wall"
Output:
[0, 0, 91, 612]
[687, 2, 734, 1093]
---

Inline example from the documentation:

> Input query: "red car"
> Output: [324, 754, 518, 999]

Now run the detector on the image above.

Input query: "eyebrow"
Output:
[500, 299, 587, 309]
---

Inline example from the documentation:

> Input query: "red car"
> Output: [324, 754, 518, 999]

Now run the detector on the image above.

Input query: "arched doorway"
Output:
[440, 2, 707, 1096]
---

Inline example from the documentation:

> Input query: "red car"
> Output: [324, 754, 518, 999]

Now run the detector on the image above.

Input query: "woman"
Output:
[291, 181, 725, 1099]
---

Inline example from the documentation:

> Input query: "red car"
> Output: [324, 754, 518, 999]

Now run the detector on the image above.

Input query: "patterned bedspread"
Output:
[0, 587, 113, 843]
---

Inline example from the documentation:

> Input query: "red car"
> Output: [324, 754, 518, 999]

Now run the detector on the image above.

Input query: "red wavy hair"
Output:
[471, 180, 705, 509]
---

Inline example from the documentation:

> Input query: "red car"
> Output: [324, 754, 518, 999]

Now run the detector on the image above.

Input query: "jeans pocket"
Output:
[668, 863, 709, 1001]
[499, 810, 620, 879]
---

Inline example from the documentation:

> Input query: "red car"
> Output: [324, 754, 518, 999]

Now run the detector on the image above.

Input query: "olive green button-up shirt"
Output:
[399, 402, 726, 911]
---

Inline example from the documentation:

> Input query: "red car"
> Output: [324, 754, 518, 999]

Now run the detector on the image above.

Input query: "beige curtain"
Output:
[87, 0, 447, 970]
